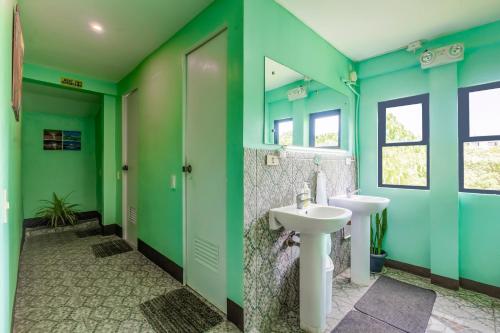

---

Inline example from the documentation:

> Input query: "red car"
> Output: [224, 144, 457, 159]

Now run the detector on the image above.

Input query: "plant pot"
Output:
[370, 251, 387, 273]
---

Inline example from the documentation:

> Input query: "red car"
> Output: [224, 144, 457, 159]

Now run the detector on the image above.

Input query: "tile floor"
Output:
[13, 221, 239, 333]
[272, 268, 499, 332]
[14, 221, 499, 333]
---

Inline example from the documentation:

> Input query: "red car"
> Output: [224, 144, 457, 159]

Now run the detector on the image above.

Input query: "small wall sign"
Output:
[60, 77, 83, 89]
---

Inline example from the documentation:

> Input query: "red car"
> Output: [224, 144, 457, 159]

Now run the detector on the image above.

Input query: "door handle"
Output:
[122, 165, 129, 171]
[182, 165, 192, 173]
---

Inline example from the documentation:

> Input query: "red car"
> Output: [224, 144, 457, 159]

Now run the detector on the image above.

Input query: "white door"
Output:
[185, 31, 227, 312]
[123, 90, 139, 248]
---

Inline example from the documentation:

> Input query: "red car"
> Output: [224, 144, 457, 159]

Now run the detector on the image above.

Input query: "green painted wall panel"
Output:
[101, 95, 117, 225]
[0, 1, 22, 331]
[118, 0, 243, 305]
[459, 193, 500, 286]
[24, 63, 117, 95]
[359, 67, 431, 269]
[428, 64, 459, 280]
[22, 112, 98, 218]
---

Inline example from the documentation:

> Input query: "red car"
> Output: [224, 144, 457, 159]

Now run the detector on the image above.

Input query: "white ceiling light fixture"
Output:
[89, 22, 104, 33]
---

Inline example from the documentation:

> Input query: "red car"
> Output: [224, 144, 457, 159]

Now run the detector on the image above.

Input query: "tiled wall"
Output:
[244, 148, 356, 332]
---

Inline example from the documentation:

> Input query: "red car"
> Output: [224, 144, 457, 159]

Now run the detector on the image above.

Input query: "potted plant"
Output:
[370, 208, 387, 273]
[36, 192, 80, 228]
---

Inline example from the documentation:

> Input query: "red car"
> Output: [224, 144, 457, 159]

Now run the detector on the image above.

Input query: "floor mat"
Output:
[332, 310, 404, 333]
[354, 276, 436, 333]
[91, 239, 132, 258]
[140, 288, 223, 333]
[75, 228, 102, 238]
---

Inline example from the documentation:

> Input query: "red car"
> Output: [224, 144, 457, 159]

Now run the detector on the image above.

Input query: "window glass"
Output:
[378, 94, 429, 189]
[469, 88, 500, 137]
[313, 114, 339, 147]
[382, 145, 427, 187]
[386, 103, 423, 143]
[276, 119, 293, 145]
[463, 141, 500, 191]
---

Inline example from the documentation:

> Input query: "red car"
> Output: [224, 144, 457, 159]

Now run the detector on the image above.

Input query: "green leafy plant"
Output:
[370, 208, 387, 255]
[36, 193, 80, 228]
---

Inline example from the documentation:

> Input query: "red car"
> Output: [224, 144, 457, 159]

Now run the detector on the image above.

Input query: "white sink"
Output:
[330, 195, 389, 215]
[269, 204, 352, 332]
[329, 195, 390, 286]
[269, 204, 352, 234]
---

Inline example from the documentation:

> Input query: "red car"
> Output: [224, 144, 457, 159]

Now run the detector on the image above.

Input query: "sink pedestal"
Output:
[350, 215, 370, 285]
[329, 195, 390, 287]
[269, 204, 352, 332]
[300, 233, 328, 333]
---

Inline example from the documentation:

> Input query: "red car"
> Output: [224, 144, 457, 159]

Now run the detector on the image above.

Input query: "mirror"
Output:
[264, 57, 348, 149]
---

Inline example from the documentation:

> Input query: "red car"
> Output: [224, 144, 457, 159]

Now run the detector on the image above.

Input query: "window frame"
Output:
[378, 94, 430, 189]
[458, 81, 500, 195]
[309, 109, 341, 149]
[273, 117, 293, 145]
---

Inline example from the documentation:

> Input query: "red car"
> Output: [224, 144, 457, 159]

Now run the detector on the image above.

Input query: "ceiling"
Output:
[265, 57, 304, 91]
[275, 0, 500, 61]
[19, 0, 214, 82]
[23, 82, 101, 117]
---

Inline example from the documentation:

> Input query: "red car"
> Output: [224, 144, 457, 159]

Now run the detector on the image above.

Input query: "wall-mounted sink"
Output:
[330, 195, 390, 286]
[269, 204, 351, 234]
[270, 204, 352, 332]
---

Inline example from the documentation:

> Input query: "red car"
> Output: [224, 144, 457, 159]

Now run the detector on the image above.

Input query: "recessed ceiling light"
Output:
[89, 22, 103, 33]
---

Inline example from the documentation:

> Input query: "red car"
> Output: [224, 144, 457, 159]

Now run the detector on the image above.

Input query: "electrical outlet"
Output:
[266, 154, 279, 166]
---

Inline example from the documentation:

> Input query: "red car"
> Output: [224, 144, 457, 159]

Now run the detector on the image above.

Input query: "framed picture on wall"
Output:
[62, 131, 81, 151]
[11, 4, 24, 121]
[43, 129, 82, 151]
[43, 130, 62, 150]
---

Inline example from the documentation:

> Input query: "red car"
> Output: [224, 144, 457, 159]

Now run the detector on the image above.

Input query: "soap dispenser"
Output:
[302, 182, 311, 208]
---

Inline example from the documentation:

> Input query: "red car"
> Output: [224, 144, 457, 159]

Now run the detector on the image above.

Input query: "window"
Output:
[458, 81, 500, 194]
[309, 110, 341, 148]
[378, 94, 430, 189]
[274, 118, 293, 145]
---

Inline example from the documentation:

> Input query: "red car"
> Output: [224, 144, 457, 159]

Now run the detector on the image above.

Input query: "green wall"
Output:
[265, 80, 349, 148]
[0, 1, 23, 332]
[117, 0, 244, 305]
[358, 21, 500, 286]
[101, 95, 117, 226]
[21, 90, 101, 218]
[243, 0, 356, 150]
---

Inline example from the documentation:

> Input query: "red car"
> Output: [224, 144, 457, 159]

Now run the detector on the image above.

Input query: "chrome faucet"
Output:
[346, 186, 360, 198]
[296, 192, 310, 209]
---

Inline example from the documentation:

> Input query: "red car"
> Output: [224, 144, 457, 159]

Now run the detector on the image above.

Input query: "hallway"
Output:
[13, 221, 239, 333]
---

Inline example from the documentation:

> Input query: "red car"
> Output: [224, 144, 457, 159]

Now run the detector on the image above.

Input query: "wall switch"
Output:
[170, 175, 176, 190]
[266, 155, 279, 166]
[1, 189, 9, 224]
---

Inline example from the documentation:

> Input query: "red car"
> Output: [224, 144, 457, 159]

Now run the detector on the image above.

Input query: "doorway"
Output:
[122, 89, 139, 248]
[185, 31, 228, 312]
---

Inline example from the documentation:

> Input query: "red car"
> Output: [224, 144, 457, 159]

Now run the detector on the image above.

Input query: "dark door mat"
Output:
[354, 276, 436, 333]
[332, 310, 404, 333]
[75, 228, 102, 238]
[91, 239, 132, 258]
[139, 288, 223, 333]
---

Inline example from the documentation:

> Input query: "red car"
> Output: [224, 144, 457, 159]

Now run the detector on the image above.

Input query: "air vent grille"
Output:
[194, 237, 219, 271]
[128, 206, 137, 225]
